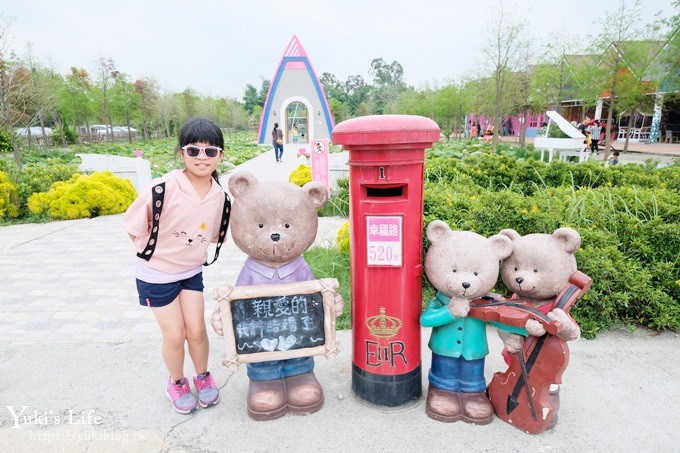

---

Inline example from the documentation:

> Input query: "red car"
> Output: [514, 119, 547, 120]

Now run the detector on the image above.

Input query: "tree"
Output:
[156, 91, 179, 138]
[588, 0, 667, 156]
[531, 37, 580, 113]
[110, 72, 141, 144]
[134, 77, 159, 140]
[478, 1, 530, 153]
[369, 58, 407, 114]
[344, 75, 371, 115]
[95, 57, 116, 142]
[435, 82, 471, 137]
[660, 1, 680, 99]
[60, 67, 94, 143]
[0, 17, 32, 169]
[242, 84, 259, 115]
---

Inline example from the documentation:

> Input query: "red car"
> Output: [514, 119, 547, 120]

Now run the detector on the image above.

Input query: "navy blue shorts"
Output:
[136, 272, 204, 307]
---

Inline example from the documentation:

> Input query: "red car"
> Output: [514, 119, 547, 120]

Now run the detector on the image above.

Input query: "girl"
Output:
[124, 118, 228, 414]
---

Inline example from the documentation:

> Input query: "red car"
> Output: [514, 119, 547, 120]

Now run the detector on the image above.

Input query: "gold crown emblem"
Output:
[366, 307, 402, 339]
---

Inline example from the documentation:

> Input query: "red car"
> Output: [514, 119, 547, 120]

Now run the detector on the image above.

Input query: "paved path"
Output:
[0, 144, 679, 452]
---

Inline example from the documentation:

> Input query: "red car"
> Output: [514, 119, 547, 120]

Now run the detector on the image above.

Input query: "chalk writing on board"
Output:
[212, 278, 341, 371]
[230, 292, 326, 355]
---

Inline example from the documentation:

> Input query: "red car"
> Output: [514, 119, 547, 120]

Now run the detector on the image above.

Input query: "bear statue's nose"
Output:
[270, 233, 281, 242]
[462, 282, 471, 289]
[516, 276, 524, 284]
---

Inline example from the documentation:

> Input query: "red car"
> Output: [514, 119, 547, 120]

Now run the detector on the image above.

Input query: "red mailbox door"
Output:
[333, 115, 440, 407]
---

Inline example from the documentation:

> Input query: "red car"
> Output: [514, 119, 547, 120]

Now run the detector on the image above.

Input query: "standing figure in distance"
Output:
[272, 123, 284, 162]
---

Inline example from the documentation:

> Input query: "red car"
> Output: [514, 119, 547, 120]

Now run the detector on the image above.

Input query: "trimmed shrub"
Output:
[423, 154, 680, 337]
[27, 171, 137, 220]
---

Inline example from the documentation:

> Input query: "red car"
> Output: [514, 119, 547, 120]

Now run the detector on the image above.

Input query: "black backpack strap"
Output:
[204, 191, 231, 266]
[137, 182, 166, 261]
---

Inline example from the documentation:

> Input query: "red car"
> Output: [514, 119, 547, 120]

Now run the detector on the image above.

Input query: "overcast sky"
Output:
[2, 0, 674, 100]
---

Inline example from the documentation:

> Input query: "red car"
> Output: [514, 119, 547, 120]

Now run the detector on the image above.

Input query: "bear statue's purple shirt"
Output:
[235, 256, 315, 286]
[235, 255, 316, 381]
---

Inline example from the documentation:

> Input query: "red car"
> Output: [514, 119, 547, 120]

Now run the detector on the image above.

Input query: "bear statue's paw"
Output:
[498, 330, 523, 354]
[525, 318, 546, 337]
[210, 308, 223, 336]
[448, 298, 471, 318]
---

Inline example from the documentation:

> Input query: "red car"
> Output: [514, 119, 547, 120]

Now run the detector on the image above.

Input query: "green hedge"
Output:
[323, 153, 680, 337]
[423, 154, 680, 337]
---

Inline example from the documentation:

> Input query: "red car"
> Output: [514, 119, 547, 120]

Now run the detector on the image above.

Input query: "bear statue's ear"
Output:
[426, 220, 452, 243]
[552, 227, 581, 253]
[499, 228, 521, 241]
[228, 172, 258, 198]
[303, 182, 329, 209]
[488, 234, 513, 260]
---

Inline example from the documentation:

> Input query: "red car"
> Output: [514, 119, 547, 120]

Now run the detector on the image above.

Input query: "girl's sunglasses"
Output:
[181, 145, 223, 158]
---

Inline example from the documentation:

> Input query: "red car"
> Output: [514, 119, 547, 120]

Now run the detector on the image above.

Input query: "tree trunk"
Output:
[40, 117, 49, 148]
[11, 130, 22, 170]
[603, 57, 621, 160]
[492, 115, 500, 154]
[125, 113, 131, 144]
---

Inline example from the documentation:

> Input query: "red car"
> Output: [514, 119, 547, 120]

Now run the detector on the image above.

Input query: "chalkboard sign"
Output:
[213, 278, 340, 371]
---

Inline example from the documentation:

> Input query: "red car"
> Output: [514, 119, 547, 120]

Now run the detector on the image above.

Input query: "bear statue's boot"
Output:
[460, 392, 494, 425]
[247, 378, 287, 421]
[425, 385, 462, 423]
[284, 372, 324, 415]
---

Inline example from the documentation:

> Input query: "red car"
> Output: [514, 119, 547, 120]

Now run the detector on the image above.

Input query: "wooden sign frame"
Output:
[213, 278, 340, 372]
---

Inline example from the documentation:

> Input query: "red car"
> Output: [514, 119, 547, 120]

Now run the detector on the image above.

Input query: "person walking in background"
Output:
[272, 123, 284, 162]
[588, 120, 602, 155]
[300, 124, 306, 142]
[292, 125, 299, 143]
[124, 118, 228, 414]
[470, 122, 478, 139]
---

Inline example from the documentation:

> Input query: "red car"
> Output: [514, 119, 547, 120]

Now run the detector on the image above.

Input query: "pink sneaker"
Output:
[166, 377, 198, 414]
[193, 373, 220, 408]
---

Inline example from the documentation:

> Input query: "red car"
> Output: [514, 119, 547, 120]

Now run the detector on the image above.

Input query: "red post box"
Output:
[333, 115, 440, 407]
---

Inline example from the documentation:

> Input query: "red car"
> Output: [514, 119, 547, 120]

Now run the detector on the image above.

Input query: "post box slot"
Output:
[365, 185, 405, 198]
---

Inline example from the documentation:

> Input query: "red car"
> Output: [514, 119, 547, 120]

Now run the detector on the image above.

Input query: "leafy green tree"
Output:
[369, 58, 407, 114]
[242, 84, 259, 114]
[530, 37, 580, 114]
[435, 82, 470, 137]
[258, 79, 270, 107]
[587, 0, 667, 157]
[178, 88, 199, 120]
[110, 72, 141, 144]
[60, 67, 94, 143]
[344, 74, 371, 115]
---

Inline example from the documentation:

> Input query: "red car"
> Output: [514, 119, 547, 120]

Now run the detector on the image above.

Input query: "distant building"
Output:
[258, 35, 333, 146]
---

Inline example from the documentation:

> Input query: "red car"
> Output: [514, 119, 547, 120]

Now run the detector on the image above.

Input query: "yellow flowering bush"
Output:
[27, 171, 137, 220]
[289, 164, 312, 187]
[336, 220, 350, 253]
[0, 171, 20, 219]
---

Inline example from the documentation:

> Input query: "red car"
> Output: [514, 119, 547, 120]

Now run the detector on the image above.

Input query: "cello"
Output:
[469, 271, 592, 433]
